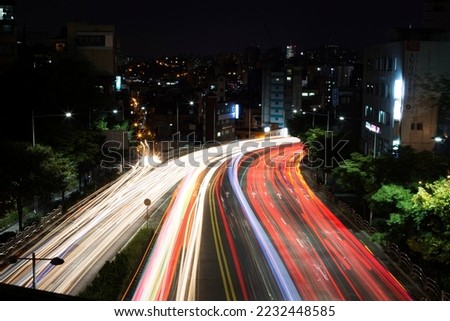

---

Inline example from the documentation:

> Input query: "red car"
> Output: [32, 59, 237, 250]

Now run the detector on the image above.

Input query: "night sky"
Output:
[16, 0, 424, 57]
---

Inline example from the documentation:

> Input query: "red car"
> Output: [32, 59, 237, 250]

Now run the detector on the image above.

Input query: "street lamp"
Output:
[302, 110, 330, 131]
[5, 252, 64, 289]
[32, 110, 72, 147]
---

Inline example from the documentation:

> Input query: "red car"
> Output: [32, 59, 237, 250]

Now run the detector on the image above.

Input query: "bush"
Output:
[78, 227, 154, 300]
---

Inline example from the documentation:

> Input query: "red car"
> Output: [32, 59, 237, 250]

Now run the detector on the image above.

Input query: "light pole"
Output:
[32, 110, 72, 147]
[302, 110, 330, 131]
[6, 252, 64, 289]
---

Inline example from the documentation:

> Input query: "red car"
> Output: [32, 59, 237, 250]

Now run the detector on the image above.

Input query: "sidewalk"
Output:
[300, 165, 428, 300]
[1, 222, 19, 234]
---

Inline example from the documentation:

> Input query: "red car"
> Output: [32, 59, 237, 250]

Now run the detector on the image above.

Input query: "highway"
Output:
[0, 136, 412, 300]
[129, 137, 301, 300]
[0, 137, 298, 297]
[239, 143, 412, 300]
[129, 139, 412, 300]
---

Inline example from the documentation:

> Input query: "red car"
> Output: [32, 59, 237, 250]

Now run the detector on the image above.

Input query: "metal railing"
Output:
[0, 206, 62, 257]
[386, 242, 449, 301]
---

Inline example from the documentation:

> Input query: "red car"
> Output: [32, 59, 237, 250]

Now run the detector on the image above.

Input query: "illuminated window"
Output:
[393, 100, 401, 121]
[365, 105, 373, 118]
[378, 111, 386, 124]
[394, 79, 403, 99]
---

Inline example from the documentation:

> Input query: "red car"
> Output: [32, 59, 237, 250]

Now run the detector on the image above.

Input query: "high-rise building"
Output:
[361, 28, 450, 155]
[360, 1, 450, 155]
[65, 22, 117, 76]
[262, 69, 286, 128]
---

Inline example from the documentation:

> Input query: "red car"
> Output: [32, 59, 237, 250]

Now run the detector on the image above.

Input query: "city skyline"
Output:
[16, 0, 424, 57]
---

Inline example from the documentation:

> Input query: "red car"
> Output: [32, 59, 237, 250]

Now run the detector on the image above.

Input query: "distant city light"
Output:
[115, 76, 121, 91]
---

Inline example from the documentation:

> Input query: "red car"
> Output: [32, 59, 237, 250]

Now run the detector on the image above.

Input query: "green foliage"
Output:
[413, 179, 450, 218]
[113, 121, 130, 131]
[36, 145, 77, 194]
[0, 207, 18, 230]
[374, 146, 448, 189]
[370, 185, 416, 244]
[406, 179, 450, 264]
[0, 140, 77, 230]
[334, 144, 450, 277]
[332, 152, 375, 198]
[382, 179, 450, 265]
[286, 113, 315, 139]
[95, 118, 109, 131]
[371, 184, 414, 221]
[79, 228, 154, 300]
[302, 128, 326, 167]
[55, 130, 106, 178]
[369, 232, 388, 246]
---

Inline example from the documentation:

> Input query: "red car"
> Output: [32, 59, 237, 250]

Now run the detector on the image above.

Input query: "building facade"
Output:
[362, 30, 450, 155]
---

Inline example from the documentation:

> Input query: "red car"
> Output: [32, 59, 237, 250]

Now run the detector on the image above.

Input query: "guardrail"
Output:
[0, 206, 62, 257]
[335, 198, 377, 234]
[334, 197, 449, 301]
[386, 242, 449, 301]
[312, 177, 449, 301]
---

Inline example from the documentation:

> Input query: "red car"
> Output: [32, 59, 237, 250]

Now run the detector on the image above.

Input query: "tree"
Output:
[370, 184, 415, 243]
[331, 152, 377, 217]
[302, 127, 326, 168]
[287, 113, 315, 140]
[0, 141, 33, 231]
[374, 146, 448, 189]
[53, 129, 106, 192]
[408, 178, 450, 265]
[332, 152, 376, 198]
[0, 140, 76, 230]
[38, 147, 77, 206]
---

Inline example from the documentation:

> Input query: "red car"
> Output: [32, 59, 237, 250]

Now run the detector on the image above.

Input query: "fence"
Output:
[0, 206, 62, 258]
[332, 193, 449, 301]
[386, 242, 449, 301]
